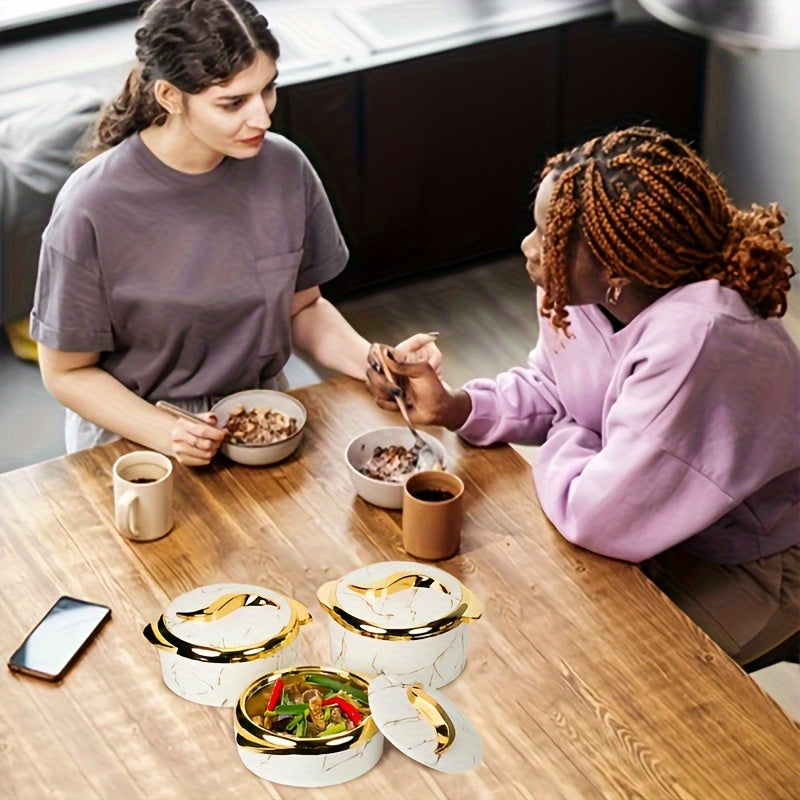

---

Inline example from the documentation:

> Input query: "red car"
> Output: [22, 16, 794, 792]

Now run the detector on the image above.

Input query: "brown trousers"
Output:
[641, 544, 800, 666]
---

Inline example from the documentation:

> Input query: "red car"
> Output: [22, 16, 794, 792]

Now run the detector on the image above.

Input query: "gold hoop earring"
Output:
[605, 284, 622, 305]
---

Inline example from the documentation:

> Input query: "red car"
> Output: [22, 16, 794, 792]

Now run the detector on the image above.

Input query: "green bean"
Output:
[304, 674, 368, 703]
[323, 721, 347, 736]
[273, 703, 307, 715]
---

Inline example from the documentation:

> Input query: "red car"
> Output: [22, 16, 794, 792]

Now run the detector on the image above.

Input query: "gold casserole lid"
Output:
[143, 582, 311, 663]
[368, 674, 483, 773]
[317, 561, 482, 641]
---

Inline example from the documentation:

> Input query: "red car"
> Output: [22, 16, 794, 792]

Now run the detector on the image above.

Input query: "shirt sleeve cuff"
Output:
[296, 239, 349, 291]
[455, 380, 501, 445]
[30, 311, 114, 353]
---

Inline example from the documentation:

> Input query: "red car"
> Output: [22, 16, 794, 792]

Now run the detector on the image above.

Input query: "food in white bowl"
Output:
[234, 664, 483, 786]
[210, 390, 306, 466]
[345, 427, 447, 509]
[225, 404, 299, 445]
[360, 443, 418, 482]
[235, 666, 383, 787]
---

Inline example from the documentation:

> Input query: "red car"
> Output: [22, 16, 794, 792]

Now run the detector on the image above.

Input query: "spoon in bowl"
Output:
[372, 345, 443, 471]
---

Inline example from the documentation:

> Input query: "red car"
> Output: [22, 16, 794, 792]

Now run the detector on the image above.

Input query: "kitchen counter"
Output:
[0, 0, 610, 98]
[0, 0, 706, 301]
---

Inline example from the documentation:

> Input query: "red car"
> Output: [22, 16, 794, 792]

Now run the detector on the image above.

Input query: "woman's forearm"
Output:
[43, 364, 176, 454]
[291, 296, 370, 380]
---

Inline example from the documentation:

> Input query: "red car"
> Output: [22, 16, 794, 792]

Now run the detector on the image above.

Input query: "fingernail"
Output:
[426, 331, 440, 338]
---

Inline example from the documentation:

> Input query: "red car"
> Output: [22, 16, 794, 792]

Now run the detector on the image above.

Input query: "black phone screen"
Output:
[7, 596, 111, 681]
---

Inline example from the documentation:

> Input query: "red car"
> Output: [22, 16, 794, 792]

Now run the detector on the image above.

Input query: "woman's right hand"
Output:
[170, 413, 227, 466]
[366, 343, 472, 430]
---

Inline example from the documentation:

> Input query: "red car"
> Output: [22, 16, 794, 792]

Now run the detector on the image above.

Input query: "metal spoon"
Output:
[373, 345, 442, 471]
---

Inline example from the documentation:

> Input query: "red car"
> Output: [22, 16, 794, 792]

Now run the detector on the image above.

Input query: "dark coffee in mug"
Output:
[130, 477, 157, 484]
[403, 470, 465, 561]
[411, 488, 455, 502]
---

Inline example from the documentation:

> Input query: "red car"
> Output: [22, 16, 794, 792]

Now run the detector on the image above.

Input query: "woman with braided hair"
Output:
[369, 126, 800, 667]
[31, 0, 439, 465]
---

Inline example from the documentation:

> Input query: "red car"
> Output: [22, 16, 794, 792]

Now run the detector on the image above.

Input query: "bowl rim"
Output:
[211, 389, 307, 450]
[236, 665, 376, 747]
[344, 426, 446, 487]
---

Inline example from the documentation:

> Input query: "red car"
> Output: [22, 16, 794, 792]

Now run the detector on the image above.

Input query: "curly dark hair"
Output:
[79, 0, 279, 161]
[537, 126, 795, 333]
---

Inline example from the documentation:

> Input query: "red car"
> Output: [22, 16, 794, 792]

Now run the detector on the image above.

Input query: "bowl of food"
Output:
[345, 427, 448, 509]
[234, 665, 484, 786]
[211, 389, 306, 466]
[234, 666, 383, 787]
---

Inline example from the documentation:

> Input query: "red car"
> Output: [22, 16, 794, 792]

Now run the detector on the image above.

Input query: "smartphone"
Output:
[7, 596, 111, 681]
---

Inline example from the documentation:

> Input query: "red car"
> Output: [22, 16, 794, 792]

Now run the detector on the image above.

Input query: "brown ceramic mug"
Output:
[402, 470, 464, 560]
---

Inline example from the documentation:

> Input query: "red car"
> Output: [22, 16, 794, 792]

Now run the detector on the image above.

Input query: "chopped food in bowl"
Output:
[345, 427, 448, 509]
[248, 671, 370, 739]
[359, 444, 418, 482]
[235, 666, 383, 786]
[225, 405, 299, 445]
[211, 390, 307, 466]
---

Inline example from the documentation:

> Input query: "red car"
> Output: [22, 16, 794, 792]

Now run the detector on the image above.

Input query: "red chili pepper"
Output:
[266, 677, 284, 712]
[321, 695, 363, 725]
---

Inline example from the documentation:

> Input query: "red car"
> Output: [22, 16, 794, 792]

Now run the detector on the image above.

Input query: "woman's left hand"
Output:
[367, 332, 442, 407]
[392, 332, 442, 373]
[170, 412, 227, 466]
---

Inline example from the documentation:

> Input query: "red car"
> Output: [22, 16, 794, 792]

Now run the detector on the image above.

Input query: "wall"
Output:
[702, 45, 800, 254]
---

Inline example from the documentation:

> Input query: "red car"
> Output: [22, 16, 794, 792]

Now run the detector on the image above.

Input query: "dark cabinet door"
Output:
[561, 15, 706, 149]
[273, 73, 364, 280]
[273, 19, 705, 297]
[344, 29, 561, 293]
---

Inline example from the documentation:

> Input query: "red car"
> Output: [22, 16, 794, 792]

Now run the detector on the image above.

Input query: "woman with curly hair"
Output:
[31, 0, 438, 465]
[369, 126, 799, 667]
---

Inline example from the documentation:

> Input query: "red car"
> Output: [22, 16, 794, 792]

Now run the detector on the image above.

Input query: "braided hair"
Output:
[79, 0, 279, 162]
[537, 126, 795, 334]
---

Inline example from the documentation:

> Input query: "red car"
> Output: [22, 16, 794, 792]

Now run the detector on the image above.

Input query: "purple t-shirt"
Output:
[31, 132, 348, 402]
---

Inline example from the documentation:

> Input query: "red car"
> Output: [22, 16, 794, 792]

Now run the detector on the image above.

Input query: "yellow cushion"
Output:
[4, 318, 38, 363]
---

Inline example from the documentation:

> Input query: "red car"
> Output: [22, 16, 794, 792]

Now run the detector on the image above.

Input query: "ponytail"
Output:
[711, 202, 795, 318]
[77, 66, 164, 163]
[539, 127, 796, 331]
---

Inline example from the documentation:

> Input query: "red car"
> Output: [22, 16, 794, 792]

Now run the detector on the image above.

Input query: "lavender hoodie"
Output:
[458, 281, 800, 564]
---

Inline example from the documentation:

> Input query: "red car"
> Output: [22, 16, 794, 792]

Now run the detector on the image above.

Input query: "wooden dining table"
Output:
[1, 377, 798, 800]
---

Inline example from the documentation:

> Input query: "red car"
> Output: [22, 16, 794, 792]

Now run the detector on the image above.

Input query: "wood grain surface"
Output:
[1, 377, 798, 800]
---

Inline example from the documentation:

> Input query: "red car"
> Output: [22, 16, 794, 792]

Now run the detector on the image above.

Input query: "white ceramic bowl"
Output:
[344, 426, 448, 509]
[235, 666, 383, 787]
[210, 390, 307, 466]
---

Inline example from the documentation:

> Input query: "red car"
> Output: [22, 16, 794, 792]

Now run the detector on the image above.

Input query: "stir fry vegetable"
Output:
[304, 673, 369, 703]
[250, 675, 370, 738]
[266, 677, 284, 711]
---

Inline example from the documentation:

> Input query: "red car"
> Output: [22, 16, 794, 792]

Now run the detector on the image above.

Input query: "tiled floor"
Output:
[1, 252, 798, 718]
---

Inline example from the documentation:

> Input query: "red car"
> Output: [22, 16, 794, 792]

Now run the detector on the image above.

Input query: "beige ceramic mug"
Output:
[112, 451, 174, 542]
[402, 470, 465, 560]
